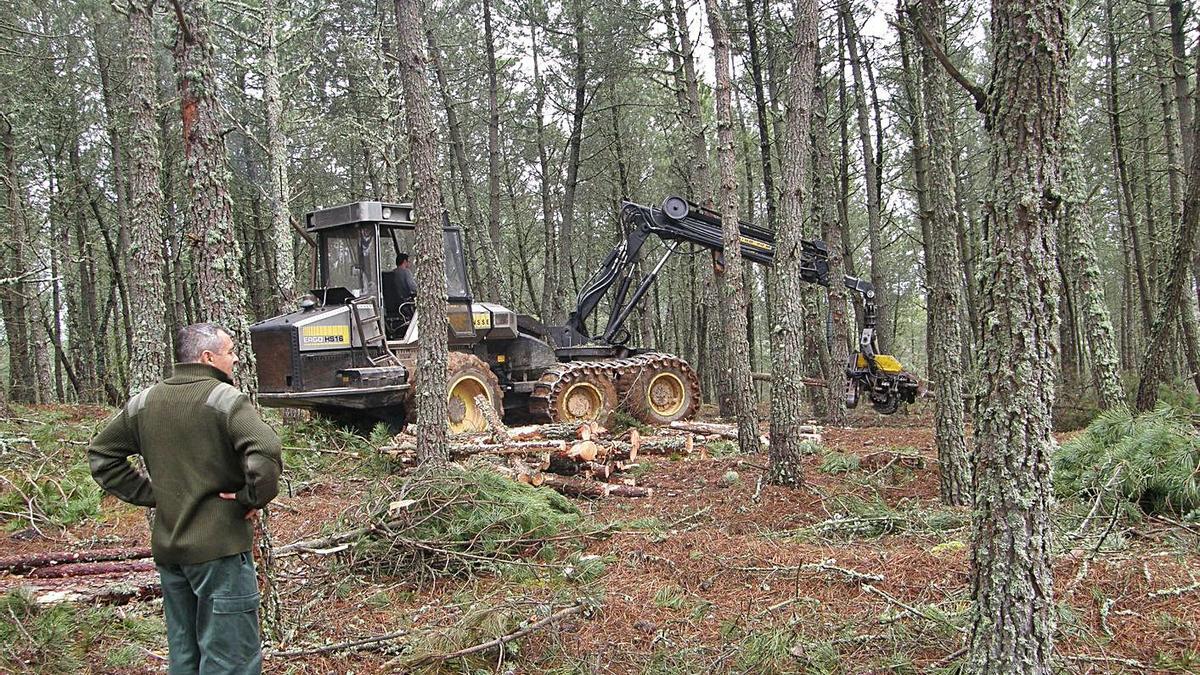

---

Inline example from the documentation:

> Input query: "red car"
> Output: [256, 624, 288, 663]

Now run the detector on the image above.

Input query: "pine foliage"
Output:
[1054, 404, 1200, 517]
[350, 464, 584, 576]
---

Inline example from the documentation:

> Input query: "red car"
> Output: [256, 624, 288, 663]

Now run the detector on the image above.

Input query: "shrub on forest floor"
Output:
[1054, 404, 1200, 518]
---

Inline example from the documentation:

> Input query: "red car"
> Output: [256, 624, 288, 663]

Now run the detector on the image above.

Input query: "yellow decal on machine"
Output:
[472, 312, 492, 329]
[738, 235, 772, 251]
[301, 325, 350, 346]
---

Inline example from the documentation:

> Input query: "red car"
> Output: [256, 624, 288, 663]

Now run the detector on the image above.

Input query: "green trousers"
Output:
[157, 551, 262, 675]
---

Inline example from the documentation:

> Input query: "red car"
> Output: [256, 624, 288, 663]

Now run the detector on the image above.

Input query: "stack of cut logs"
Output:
[379, 396, 823, 499]
[379, 397, 706, 499]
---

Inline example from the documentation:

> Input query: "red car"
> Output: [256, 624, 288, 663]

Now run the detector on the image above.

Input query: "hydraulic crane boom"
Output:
[559, 196, 918, 414]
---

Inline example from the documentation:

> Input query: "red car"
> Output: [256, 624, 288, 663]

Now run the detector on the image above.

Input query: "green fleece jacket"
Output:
[88, 363, 282, 565]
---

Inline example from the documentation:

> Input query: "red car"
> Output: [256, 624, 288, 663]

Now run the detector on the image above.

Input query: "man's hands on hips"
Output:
[219, 493, 258, 520]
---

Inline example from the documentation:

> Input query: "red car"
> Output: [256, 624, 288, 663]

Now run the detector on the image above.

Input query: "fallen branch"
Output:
[1061, 654, 1148, 669]
[268, 629, 410, 658]
[734, 559, 883, 585]
[472, 394, 512, 443]
[861, 584, 967, 634]
[541, 474, 652, 498]
[1146, 576, 1200, 600]
[274, 520, 403, 557]
[394, 600, 587, 669]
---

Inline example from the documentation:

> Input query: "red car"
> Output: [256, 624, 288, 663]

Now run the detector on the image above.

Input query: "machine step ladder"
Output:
[349, 296, 397, 366]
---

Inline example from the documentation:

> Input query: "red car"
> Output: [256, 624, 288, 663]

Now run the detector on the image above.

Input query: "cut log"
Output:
[472, 394, 512, 443]
[27, 578, 162, 605]
[540, 474, 653, 498]
[380, 439, 567, 457]
[506, 422, 607, 442]
[563, 440, 600, 462]
[27, 560, 157, 579]
[0, 547, 153, 574]
[608, 439, 640, 462]
[668, 421, 739, 439]
[638, 435, 694, 455]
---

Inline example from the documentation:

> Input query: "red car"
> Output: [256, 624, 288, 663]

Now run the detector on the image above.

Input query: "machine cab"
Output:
[306, 201, 476, 343]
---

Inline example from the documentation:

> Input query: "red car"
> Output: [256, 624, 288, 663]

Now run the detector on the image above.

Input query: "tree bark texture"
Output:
[703, 0, 759, 454]
[967, 0, 1067, 669]
[126, 0, 170, 392]
[915, 0, 970, 506]
[767, 0, 818, 486]
[394, 0, 449, 463]
[172, 0, 257, 395]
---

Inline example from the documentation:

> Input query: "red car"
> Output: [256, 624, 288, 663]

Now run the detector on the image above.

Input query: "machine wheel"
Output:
[529, 363, 619, 425]
[620, 354, 700, 425]
[444, 352, 504, 434]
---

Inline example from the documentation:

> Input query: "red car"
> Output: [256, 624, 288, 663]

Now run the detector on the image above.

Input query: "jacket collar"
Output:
[168, 362, 234, 385]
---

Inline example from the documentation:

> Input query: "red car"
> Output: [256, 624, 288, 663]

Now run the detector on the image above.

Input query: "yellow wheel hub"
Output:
[561, 382, 603, 420]
[447, 375, 490, 433]
[647, 372, 686, 417]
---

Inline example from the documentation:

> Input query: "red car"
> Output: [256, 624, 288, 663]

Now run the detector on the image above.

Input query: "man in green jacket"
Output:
[89, 323, 282, 674]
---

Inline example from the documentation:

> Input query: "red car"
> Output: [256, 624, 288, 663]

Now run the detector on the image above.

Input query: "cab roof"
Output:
[304, 202, 415, 231]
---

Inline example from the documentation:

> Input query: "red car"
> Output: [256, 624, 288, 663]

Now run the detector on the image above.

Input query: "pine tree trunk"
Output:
[841, 2, 889, 353]
[127, 0, 170, 392]
[427, 30, 486, 295]
[91, 19, 135, 367]
[173, 0, 258, 396]
[967, 0, 1067, 668]
[1104, 5, 1153, 328]
[394, 0, 449, 463]
[1169, 0, 1192, 167]
[531, 27, 558, 324]
[0, 110, 35, 403]
[262, 0, 296, 316]
[1136, 46, 1200, 411]
[481, 0, 507, 304]
[912, 0, 970, 506]
[814, 81, 849, 427]
[704, 0, 759, 454]
[743, 0, 776, 231]
[555, 0, 587, 325]
[834, 22, 865, 333]
[767, 0, 818, 486]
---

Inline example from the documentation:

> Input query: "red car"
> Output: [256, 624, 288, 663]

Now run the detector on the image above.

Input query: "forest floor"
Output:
[1, 404, 1198, 674]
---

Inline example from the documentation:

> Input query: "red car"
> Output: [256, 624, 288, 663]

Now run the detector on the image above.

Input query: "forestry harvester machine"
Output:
[250, 197, 918, 431]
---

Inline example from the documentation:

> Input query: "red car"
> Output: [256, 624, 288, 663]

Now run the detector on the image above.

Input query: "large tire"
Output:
[444, 352, 504, 434]
[620, 354, 700, 425]
[529, 363, 619, 425]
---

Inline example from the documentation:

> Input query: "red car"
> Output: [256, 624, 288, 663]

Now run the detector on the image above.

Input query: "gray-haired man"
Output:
[89, 323, 282, 674]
